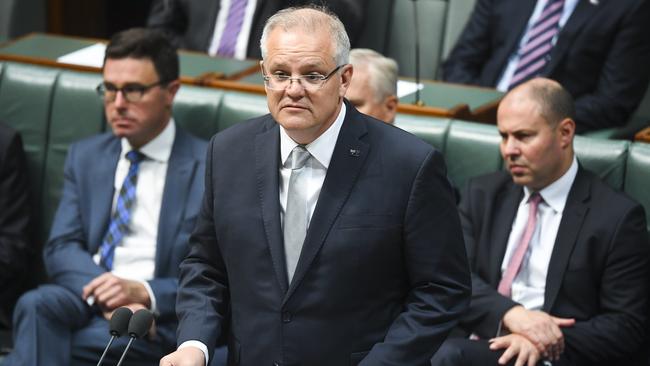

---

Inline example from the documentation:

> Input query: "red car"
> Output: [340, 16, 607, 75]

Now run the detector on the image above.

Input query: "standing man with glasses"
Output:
[161, 6, 470, 366]
[4, 28, 207, 366]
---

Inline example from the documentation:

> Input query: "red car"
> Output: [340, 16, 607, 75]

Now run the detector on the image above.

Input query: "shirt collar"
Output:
[523, 156, 578, 213]
[280, 102, 346, 169]
[120, 118, 175, 163]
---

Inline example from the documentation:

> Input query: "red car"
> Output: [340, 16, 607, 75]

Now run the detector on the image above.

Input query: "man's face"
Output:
[262, 28, 352, 144]
[102, 57, 179, 148]
[346, 65, 397, 123]
[498, 98, 569, 191]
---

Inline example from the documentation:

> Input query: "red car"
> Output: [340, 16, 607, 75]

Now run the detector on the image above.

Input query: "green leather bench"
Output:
[1, 60, 649, 255]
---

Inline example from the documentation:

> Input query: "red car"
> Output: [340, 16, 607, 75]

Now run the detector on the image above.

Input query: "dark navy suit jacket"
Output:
[44, 125, 206, 344]
[175, 103, 471, 366]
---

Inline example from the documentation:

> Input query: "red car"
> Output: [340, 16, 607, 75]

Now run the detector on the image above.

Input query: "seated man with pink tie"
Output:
[431, 78, 649, 366]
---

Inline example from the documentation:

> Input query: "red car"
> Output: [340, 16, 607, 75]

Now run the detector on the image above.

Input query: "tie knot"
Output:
[287, 146, 311, 170]
[126, 150, 145, 164]
[529, 192, 543, 207]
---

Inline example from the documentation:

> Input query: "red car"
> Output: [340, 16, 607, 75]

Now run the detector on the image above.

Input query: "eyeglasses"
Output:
[262, 65, 345, 91]
[96, 80, 167, 103]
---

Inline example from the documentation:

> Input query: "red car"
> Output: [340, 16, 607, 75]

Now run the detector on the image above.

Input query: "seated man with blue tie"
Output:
[442, 0, 650, 133]
[4, 28, 207, 366]
[431, 78, 649, 366]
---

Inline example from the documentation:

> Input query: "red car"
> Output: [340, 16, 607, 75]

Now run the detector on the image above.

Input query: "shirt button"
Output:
[282, 311, 292, 323]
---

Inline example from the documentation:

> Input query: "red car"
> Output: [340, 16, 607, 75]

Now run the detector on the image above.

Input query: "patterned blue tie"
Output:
[99, 150, 145, 270]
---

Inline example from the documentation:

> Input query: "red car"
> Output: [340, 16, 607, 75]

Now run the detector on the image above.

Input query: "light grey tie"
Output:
[284, 145, 312, 283]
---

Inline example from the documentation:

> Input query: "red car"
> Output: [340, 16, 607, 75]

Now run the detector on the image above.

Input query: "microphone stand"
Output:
[411, 0, 424, 106]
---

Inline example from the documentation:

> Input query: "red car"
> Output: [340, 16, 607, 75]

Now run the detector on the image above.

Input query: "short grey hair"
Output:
[519, 78, 575, 126]
[349, 48, 398, 102]
[260, 6, 350, 66]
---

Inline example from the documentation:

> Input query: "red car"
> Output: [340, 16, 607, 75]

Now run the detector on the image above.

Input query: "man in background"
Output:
[4, 28, 206, 365]
[147, 0, 368, 59]
[346, 48, 398, 124]
[442, 0, 650, 133]
[431, 78, 649, 366]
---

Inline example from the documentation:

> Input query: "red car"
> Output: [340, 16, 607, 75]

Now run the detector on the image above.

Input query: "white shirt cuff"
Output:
[178, 340, 209, 366]
[140, 280, 158, 315]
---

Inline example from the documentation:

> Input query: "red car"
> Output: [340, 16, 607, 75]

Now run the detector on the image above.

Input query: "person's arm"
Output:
[572, 2, 650, 132]
[360, 149, 471, 365]
[318, 0, 370, 47]
[44, 143, 105, 296]
[561, 204, 649, 362]
[147, 0, 188, 48]
[441, 0, 494, 84]
[0, 129, 31, 286]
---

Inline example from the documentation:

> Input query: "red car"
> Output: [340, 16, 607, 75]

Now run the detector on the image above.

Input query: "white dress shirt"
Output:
[92, 120, 175, 313]
[496, 0, 580, 91]
[180, 104, 347, 365]
[207, 0, 258, 59]
[501, 157, 578, 310]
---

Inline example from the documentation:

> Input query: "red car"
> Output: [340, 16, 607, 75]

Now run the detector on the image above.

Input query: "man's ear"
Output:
[557, 117, 575, 148]
[383, 95, 398, 123]
[339, 64, 354, 97]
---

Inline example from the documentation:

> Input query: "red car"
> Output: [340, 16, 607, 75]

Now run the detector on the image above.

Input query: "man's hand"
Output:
[502, 306, 575, 360]
[489, 333, 540, 366]
[82, 272, 151, 311]
[160, 347, 205, 366]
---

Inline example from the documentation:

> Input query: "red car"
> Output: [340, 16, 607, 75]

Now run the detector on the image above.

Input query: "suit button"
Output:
[273, 362, 281, 366]
[282, 311, 292, 323]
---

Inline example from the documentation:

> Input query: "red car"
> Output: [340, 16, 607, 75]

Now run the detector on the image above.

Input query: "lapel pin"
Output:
[349, 149, 360, 157]
[589, 0, 598, 5]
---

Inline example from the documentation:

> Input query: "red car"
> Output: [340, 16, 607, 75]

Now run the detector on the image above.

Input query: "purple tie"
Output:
[497, 193, 543, 298]
[216, 0, 249, 57]
[509, 0, 565, 89]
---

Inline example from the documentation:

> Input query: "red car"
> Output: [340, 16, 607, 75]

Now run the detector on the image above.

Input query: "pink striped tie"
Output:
[498, 193, 543, 298]
[508, 0, 565, 89]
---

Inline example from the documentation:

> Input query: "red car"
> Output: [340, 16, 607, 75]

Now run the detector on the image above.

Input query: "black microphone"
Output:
[96, 307, 133, 366]
[411, 0, 424, 106]
[115, 309, 154, 366]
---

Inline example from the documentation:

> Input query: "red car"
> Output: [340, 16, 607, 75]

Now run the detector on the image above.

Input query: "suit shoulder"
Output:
[210, 114, 273, 145]
[366, 116, 437, 158]
[582, 170, 643, 213]
[175, 126, 208, 158]
[463, 170, 513, 194]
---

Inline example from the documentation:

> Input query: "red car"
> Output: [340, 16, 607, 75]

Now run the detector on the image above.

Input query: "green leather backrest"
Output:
[445, 120, 503, 188]
[42, 70, 106, 241]
[216, 92, 269, 132]
[394, 114, 450, 152]
[442, 0, 477, 60]
[574, 136, 629, 191]
[387, 0, 448, 78]
[0, 62, 4, 82]
[624, 143, 650, 232]
[0, 62, 58, 243]
[173, 84, 224, 141]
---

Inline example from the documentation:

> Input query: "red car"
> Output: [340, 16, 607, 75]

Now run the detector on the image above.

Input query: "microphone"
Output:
[115, 309, 154, 366]
[96, 307, 133, 366]
[411, 0, 424, 106]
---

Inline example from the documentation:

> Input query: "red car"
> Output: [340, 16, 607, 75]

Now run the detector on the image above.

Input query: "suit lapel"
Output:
[543, 168, 589, 311]
[89, 137, 120, 254]
[283, 109, 369, 304]
[156, 130, 196, 276]
[255, 120, 289, 294]
[489, 184, 523, 285]
[546, 0, 602, 74]
[501, 0, 539, 66]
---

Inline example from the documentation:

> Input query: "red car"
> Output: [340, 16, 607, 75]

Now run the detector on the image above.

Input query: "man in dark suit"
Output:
[4, 28, 206, 366]
[161, 6, 470, 366]
[442, 0, 650, 133]
[147, 0, 368, 59]
[431, 78, 649, 366]
[0, 122, 32, 328]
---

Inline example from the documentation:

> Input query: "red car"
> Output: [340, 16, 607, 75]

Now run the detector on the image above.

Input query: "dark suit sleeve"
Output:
[147, 0, 188, 48]
[320, 0, 369, 47]
[457, 179, 520, 338]
[44, 143, 105, 297]
[0, 129, 31, 287]
[562, 204, 649, 362]
[360, 149, 471, 366]
[441, 0, 494, 84]
[572, 1, 650, 132]
[175, 137, 230, 355]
